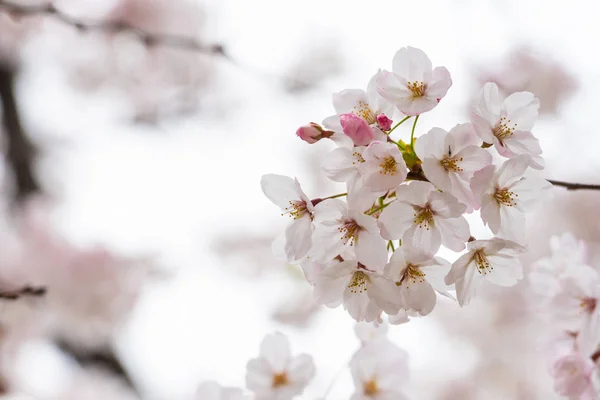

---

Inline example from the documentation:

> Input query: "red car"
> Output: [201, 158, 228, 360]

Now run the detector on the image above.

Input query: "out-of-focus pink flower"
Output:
[550, 351, 596, 398]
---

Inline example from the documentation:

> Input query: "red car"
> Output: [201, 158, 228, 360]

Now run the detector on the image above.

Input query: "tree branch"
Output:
[0, 64, 40, 202]
[0, 0, 227, 57]
[547, 179, 600, 191]
[0, 285, 46, 300]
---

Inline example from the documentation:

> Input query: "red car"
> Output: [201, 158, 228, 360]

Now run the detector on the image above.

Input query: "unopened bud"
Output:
[339, 113, 374, 146]
[296, 122, 333, 144]
[377, 114, 393, 131]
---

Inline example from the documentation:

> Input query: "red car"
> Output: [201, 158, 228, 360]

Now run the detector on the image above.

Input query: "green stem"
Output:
[323, 192, 347, 200]
[387, 116, 411, 134]
[410, 115, 419, 154]
[366, 201, 393, 215]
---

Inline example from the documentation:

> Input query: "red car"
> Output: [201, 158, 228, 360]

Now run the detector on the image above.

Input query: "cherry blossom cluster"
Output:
[261, 46, 552, 323]
[529, 233, 600, 398]
[195, 328, 409, 400]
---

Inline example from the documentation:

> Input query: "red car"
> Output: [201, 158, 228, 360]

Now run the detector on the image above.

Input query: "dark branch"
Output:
[0, 285, 46, 300]
[0, 64, 40, 202]
[0, 0, 227, 57]
[547, 179, 600, 191]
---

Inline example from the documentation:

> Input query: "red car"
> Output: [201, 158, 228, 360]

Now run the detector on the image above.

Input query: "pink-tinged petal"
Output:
[340, 113, 376, 146]
[396, 95, 439, 116]
[579, 310, 600, 355]
[396, 181, 434, 206]
[436, 216, 469, 252]
[496, 156, 530, 188]
[422, 157, 451, 191]
[428, 191, 466, 218]
[359, 142, 408, 191]
[313, 198, 347, 223]
[392, 46, 433, 82]
[299, 259, 325, 285]
[377, 113, 393, 131]
[477, 82, 502, 122]
[502, 130, 543, 160]
[347, 178, 385, 212]
[420, 260, 452, 295]
[333, 89, 369, 115]
[356, 230, 388, 271]
[471, 113, 495, 144]
[415, 127, 447, 160]
[344, 289, 373, 322]
[426, 66, 452, 99]
[259, 333, 291, 372]
[296, 124, 322, 144]
[261, 174, 300, 210]
[403, 280, 436, 315]
[510, 177, 552, 211]
[284, 216, 313, 261]
[502, 91, 539, 131]
[313, 261, 355, 305]
[448, 123, 481, 150]
[551, 352, 595, 397]
[485, 253, 523, 286]
[480, 194, 501, 233]
[454, 145, 493, 175]
[321, 147, 359, 182]
[454, 263, 481, 306]
[378, 201, 415, 240]
[404, 224, 442, 255]
[470, 165, 495, 207]
[376, 70, 411, 104]
[367, 274, 402, 315]
[445, 252, 472, 285]
[368, 72, 395, 117]
[448, 174, 478, 212]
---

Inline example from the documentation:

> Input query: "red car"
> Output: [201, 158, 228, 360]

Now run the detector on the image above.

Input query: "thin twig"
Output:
[0, 1, 227, 57]
[547, 179, 600, 191]
[0, 285, 46, 300]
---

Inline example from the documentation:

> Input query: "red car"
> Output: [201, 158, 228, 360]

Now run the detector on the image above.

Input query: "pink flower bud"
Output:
[340, 113, 375, 146]
[296, 122, 330, 144]
[376, 114, 393, 131]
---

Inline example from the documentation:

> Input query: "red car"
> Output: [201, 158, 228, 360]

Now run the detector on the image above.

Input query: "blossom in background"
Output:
[196, 381, 248, 400]
[470, 156, 552, 241]
[261, 174, 315, 262]
[349, 338, 409, 400]
[550, 350, 597, 399]
[354, 321, 389, 345]
[384, 247, 451, 316]
[376, 46, 452, 116]
[313, 259, 400, 322]
[414, 123, 492, 211]
[471, 82, 544, 169]
[246, 333, 315, 400]
[378, 181, 469, 254]
[445, 238, 525, 306]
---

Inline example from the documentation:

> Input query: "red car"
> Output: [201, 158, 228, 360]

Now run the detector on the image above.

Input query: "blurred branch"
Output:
[0, 0, 227, 57]
[0, 284, 46, 300]
[547, 179, 600, 191]
[0, 64, 40, 202]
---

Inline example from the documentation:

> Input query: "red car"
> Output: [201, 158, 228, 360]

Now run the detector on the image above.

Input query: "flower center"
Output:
[492, 116, 517, 142]
[413, 206, 434, 230]
[272, 372, 289, 388]
[338, 219, 360, 245]
[348, 271, 368, 294]
[474, 250, 493, 275]
[494, 188, 518, 207]
[580, 297, 597, 314]
[440, 156, 464, 172]
[363, 379, 379, 396]
[353, 100, 377, 125]
[352, 151, 366, 165]
[407, 81, 426, 97]
[282, 200, 308, 219]
[379, 156, 397, 175]
[397, 264, 426, 287]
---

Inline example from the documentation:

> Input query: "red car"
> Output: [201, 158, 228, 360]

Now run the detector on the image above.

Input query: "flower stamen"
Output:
[493, 116, 517, 142]
[348, 271, 368, 294]
[407, 81, 426, 97]
[339, 219, 360, 246]
[440, 156, 464, 172]
[494, 188, 518, 207]
[353, 100, 377, 125]
[272, 372, 289, 388]
[413, 206, 434, 230]
[474, 250, 493, 274]
[363, 379, 379, 396]
[379, 156, 398, 175]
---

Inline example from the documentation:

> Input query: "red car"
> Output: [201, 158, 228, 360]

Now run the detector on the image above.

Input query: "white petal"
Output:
[455, 263, 481, 306]
[322, 147, 360, 182]
[445, 252, 473, 285]
[313, 198, 347, 223]
[428, 190, 466, 218]
[356, 230, 388, 271]
[426, 66, 452, 99]
[404, 223, 442, 255]
[486, 253, 523, 286]
[259, 333, 291, 372]
[436, 216, 469, 252]
[497, 206, 526, 242]
[376, 70, 411, 105]
[284, 216, 314, 261]
[288, 354, 316, 388]
[502, 91, 539, 131]
[261, 174, 301, 209]
[367, 274, 402, 315]
[403, 280, 436, 315]
[414, 127, 447, 160]
[333, 89, 369, 115]
[470, 165, 495, 207]
[367, 72, 395, 117]
[395, 181, 434, 206]
[480, 194, 501, 234]
[422, 157, 451, 191]
[392, 46, 432, 82]
[246, 358, 273, 392]
[454, 145, 493, 174]
[496, 156, 530, 188]
[448, 123, 481, 150]
[378, 201, 415, 240]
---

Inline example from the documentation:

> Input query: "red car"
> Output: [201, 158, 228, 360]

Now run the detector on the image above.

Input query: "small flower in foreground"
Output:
[196, 381, 248, 400]
[261, 174, 315, 262]
[358, 141, 408, 192]
[378, 181, 469, 254]
[470, 156, 552, 241]
[550, 351, 596, 398]
[414, 123, 492, 211]
[313, 260, 400, 322]
[384, 247, 452, 316]
[445, 238, 525, 306]
[246, 333, 315, 400]
[349, 339, 410, 400]
[376, 46, 452, 116]
[471, 82, 544, 169]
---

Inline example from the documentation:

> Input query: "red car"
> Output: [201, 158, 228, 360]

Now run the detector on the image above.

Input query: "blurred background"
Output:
[0, 0, 599, 399]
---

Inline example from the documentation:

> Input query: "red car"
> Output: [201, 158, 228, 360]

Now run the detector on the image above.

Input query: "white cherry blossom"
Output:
[246, 333, 315, 400]
[384, 247, 452, 316]
[414, 123, 492, 211]
[470, 156, 552, 241]
[378, 181, 469, 254]
[261, 174, 315, 262]
[196, 381, 248, 400]
[349, 338, 409, 400]
[311, 199, 388, 269]
[445, 238, 525, 306]
[358, 141, 408, 192]
[313, 260, 401, 322]
[471, 82, 544, 169]
[376, 46, 452, 116]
